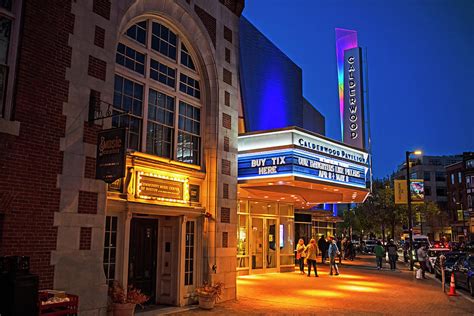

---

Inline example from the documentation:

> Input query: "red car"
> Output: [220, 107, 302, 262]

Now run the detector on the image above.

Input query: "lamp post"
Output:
[406, 150, 422, 271]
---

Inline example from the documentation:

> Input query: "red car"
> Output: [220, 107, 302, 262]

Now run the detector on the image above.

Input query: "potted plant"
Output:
[108, 281, 149, 316]
[194, 282, 224, 310]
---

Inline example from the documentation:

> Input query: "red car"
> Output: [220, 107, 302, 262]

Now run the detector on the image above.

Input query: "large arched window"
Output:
[113, 19, 202, 166]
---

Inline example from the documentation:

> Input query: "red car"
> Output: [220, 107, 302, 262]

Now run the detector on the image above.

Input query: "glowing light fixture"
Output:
[335, 28, 358, 138]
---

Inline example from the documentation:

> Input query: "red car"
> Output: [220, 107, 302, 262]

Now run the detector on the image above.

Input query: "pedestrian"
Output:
[348, 240, 355, 261]
[374, 240, 385, 270]
[386, 239, 398, 270]
[337, 238, 342, 264]
[296, 238, 306, 275]
[416, 245, 428, 279]
[341, 237, 347, 260]
[328, 238, 340, 275]
[318, 235, 327, 264]
[305, 239, 319, 277]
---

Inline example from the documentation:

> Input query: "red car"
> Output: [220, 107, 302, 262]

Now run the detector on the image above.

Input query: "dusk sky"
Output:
[243, 0, 474, 178]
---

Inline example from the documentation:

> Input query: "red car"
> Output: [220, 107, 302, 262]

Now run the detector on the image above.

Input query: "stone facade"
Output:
[0, 0, 243, 314]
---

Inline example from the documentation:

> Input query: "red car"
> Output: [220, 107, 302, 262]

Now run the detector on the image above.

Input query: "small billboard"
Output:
[394, 179, 424, 204]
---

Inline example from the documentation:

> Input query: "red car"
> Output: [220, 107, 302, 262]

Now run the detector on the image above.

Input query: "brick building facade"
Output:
[0, 0, 244, 314]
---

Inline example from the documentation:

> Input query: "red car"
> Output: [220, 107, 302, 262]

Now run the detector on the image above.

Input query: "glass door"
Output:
[250, 217, 279, 273]
[251, 217, 264, 270]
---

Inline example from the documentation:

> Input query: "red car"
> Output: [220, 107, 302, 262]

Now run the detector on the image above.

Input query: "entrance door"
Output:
[250, 217, 278, 273]
[156, 217, 179, 305]
[128, 218, 158, 303]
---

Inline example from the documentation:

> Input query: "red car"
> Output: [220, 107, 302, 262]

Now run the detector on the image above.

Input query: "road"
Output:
[171, 255, 474, 315]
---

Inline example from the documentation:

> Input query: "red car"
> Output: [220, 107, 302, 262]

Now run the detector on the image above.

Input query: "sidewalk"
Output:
[169, 255, 473, 315]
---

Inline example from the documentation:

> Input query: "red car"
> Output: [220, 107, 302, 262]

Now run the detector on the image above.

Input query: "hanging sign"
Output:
[96, 128, 127, 183]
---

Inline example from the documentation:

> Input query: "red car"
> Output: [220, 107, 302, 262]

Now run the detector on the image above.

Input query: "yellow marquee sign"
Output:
[136, 171, 190, 204]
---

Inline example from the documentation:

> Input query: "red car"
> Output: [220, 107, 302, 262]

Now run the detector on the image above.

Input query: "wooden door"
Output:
[128, 218, 158, 303]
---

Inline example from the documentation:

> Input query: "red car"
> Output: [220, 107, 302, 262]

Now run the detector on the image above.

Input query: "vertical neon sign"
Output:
[335, 28, 358, 139]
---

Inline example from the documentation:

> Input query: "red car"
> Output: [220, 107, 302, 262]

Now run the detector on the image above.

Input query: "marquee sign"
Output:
[136, 171, 189, 204]
[238, 149, 368, 188]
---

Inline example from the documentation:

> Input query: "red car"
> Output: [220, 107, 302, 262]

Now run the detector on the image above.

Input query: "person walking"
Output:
[386, 239, 398, 270]
[416, 245, 428, 279]
[318, 235, 327, 264]
[305, 239, 319, 277]
[296, 238, 306, 275]
[374, 241, 385, 270]
[347, 240, 355, 261]
[337, 238, 343, 264]
[328, 238, 340, 276]
[341, 237, 347, 260]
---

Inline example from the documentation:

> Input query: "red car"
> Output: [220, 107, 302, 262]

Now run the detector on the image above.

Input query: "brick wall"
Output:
[78, 191, 98, 214]
[0, 0, 74, 288]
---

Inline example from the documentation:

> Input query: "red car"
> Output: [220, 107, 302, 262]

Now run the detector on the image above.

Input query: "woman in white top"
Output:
[296, 239, 306, 274]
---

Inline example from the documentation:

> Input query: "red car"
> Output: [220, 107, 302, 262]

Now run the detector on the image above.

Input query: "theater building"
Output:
[235, 19, 370, 275]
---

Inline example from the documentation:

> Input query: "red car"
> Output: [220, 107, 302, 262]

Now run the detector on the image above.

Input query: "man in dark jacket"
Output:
[318, 235, 327, 263]
[386, 239, 398, 270]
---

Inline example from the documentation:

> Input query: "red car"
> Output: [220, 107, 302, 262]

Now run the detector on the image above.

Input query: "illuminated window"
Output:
[458, 172, 462, 184]
[115, 18, 202, 165]
[451, 174, 455, 185]
[177, 101, 200, 165]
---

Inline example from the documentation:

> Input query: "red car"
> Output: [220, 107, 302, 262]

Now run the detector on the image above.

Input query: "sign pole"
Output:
[406, 151, 414, 271]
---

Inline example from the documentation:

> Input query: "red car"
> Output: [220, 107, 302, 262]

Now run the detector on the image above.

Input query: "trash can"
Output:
[0, 256, 39, 316]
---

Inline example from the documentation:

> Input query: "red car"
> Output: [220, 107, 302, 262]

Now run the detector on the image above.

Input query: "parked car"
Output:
[434, 251, 466, 280]
[362, 240, 377, 254]
[452, 254, 474, 296]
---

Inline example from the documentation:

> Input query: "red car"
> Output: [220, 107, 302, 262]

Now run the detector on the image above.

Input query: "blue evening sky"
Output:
[243, 0, 474, 178]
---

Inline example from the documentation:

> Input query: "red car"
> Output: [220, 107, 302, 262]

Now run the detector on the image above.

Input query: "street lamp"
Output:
[406, 150, 422, 271]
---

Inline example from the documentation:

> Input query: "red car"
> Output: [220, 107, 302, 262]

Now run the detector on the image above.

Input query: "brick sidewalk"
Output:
[169, 255, 473, 315]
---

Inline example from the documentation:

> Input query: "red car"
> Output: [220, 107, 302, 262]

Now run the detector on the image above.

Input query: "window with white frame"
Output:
[103, 216, 118, 285]
[0, 0, 22, 119]
[114, 19, 202, 165]
[184, 221, 195, 286]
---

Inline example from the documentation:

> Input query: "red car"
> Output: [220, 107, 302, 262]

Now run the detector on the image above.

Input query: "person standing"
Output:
[328, 238, 340, 275]
[318, 235, 327, 264]
[296, 238, 306, 275]
[305, 239, 319, 277]
[337, 238, 342, 264]
[341, 237, 347, 260]
[416, 245, 428, 279]
[386, 239, 398, 270]
[374, 241, 385, 270]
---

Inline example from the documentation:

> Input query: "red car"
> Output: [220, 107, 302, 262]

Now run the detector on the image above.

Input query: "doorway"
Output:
[250, 217, 278, 273]
[128, 218, 158, 303]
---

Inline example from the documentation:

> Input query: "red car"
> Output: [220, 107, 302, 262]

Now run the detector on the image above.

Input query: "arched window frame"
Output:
[114, 17, 203, 166]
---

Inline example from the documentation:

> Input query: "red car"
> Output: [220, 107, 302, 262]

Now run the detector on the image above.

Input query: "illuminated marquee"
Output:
[136, 171, 190, 204]
[238, 149, 368, 188]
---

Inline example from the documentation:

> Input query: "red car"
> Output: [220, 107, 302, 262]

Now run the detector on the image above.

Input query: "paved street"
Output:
[169, 255, 473, 315]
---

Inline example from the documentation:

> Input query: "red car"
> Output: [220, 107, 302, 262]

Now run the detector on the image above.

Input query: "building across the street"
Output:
[446, 152, 474, 242]
[0, 0, 370, 314]
[394, 155, 463, 241]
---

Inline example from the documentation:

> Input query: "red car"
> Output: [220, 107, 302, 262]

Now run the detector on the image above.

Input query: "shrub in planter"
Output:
[108, 281, 149, 316]
[194, 282, 224, 310]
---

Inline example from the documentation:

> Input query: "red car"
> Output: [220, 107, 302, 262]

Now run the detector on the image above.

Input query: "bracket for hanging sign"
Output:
[88, 91, 130, 125]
